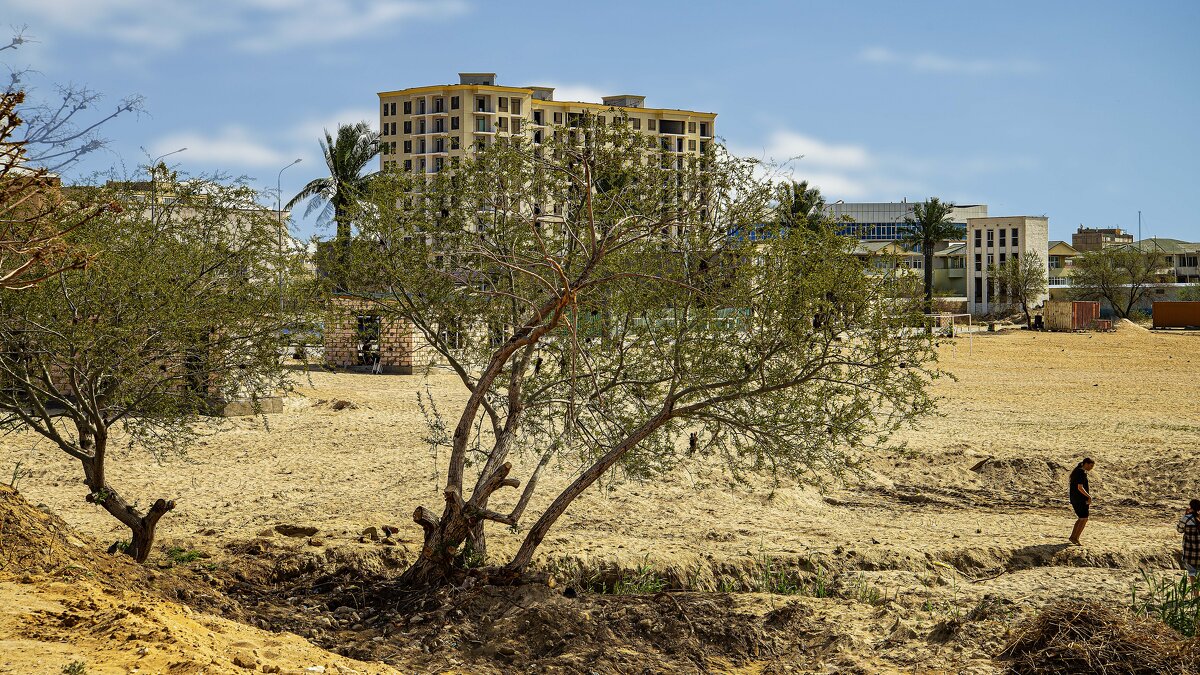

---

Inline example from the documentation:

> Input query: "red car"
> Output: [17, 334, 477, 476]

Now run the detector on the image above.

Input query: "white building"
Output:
[966, 216, 1049, 315]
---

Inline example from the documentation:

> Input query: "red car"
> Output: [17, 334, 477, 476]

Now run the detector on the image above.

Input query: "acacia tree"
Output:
[0, 175, 294, 562]
[1071, 246, 1165, 319]
[991, 251, 1047, 328]
[344, 116, 940, 589]
[1, 28, 142, 289]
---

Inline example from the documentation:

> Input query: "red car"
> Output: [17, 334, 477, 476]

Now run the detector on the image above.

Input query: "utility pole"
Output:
[148, 147, 186, 222]
[276, 158, 303, 329]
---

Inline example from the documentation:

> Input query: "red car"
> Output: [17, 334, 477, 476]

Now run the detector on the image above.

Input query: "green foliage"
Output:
[0, 172, 307, 559]
[164, 547, 205, 564]
[612, 556, 669, 595]
[1179, 283, 1200, 302]
[346, 112, 941, 576]
[990, 251, 1048, 327]
[776, 180, 826, 232]
[61, 661, 87, 675]
[1071, 246, 1166, 319]
[902, 197, 963, 308]
[6, 460, 32, 490]
[1131, 570, 1200, 636]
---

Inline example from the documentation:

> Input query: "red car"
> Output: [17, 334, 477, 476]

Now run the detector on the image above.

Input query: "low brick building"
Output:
[324, 296, 414, 374]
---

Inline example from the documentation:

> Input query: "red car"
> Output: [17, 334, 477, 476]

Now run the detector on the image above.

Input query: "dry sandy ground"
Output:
[2, 321, 1199, 673]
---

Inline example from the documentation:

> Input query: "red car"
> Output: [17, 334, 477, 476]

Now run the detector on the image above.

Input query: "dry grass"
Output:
[999, 601, 1200, 675]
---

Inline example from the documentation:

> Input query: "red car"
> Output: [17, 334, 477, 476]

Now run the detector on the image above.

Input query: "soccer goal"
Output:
[924, 312, 975, 350]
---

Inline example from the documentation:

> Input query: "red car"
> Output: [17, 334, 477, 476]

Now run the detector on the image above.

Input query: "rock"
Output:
[360, 526, 379, 541]
[261, 666, 281, 674]
[275, 524, 319, 538]
[257, 528, 276, 538]
[305, 667, 326, 674]
[232, 651, 258, 669]
[381, 525, 400, 536]
[307, 537, 325, 547]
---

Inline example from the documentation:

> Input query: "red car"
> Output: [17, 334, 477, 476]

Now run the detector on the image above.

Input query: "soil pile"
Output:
[999, 601, 1200, 674]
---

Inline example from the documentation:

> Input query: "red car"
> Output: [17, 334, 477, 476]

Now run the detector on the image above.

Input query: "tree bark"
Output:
[80, 447, 174, 564]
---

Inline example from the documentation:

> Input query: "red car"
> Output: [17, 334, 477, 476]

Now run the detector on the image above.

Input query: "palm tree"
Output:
[286, 122, 379, 286]
[778, 180, 826, 231]
[901, 197, 962, 315]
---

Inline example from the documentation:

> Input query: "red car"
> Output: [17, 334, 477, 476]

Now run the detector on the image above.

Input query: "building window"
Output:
[434, 157, 444, 172]
[598, 115, 605, 125]
[403, 121, 412, 134]
[496, 117, 507, 131]
[476, 96, 488, 112]
[434, 97, 444, 113]
[974, 230, 982, 248]
[987, 254, 994, 267]
[999, 252, 1006, 264]
[511, 118, 521, 134]
[533, 130, 542, 144]
[700, 122, 709, 136]
[1000, 230, 1006, 247]
[688, 121, 696, 134]
[403, 140, 412, 154]
[510, 98, 522, 114]
[404, 159, 412, 171]
[403, 101, 412, 114]
[974, 253, 982, 271]
[986, 229, 994, 246]
[632, 118, 641, 130]
[648, 119, 657, 131]
[382, 103, 388, 116]
[498, 97, 508, 112]
[688, 139, 696, 151]
[533, 110, 543, 125]
[553, 112, 563, 124]
[451, 96, 460, 110]
[1011, 228, 1019, 247]
[451, 136, 460, 150]
[451, 116, 460, 130]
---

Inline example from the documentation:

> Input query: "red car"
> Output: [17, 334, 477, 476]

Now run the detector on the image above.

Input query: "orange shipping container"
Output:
[1153, 302, 1200, 329]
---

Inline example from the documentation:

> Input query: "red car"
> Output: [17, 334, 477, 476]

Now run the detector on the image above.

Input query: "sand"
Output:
[2, 322, 1198, 673]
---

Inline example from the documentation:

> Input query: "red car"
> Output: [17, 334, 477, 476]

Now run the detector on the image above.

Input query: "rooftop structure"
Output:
[377, 72, 716, 175]
[1071, 226, 1133, 252]
[826, 202, 989, 242]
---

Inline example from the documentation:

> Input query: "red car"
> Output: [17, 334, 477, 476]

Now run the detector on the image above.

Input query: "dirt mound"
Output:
[1117, 318, 1151, 334]
[0, 484, 95, 578]
[971, 457, 1069, 502]
[0, 485, 236, 615]
[999, 601, 1200, 674]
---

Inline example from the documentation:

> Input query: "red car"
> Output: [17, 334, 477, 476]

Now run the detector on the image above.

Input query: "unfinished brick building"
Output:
[324, 295, 414, 374]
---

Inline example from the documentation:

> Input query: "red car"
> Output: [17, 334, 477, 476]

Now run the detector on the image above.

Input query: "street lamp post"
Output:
[149, 147, 187, 222]
[276, 158, 302, 330]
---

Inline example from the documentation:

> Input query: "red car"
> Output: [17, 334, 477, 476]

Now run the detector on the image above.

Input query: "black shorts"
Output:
[1072, 501, 1089, 519]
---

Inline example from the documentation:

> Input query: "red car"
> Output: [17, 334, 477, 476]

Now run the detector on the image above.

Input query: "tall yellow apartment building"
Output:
[377, 72, 716, 175]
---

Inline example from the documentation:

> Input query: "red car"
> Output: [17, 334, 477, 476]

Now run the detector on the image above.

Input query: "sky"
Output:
[3, 0, 1198, 243]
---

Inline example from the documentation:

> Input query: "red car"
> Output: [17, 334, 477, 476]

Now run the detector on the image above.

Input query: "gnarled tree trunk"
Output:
[79, 435, 175, 564]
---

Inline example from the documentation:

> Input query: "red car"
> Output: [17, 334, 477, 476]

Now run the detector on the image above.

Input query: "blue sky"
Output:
[3, 0, 1198, 242]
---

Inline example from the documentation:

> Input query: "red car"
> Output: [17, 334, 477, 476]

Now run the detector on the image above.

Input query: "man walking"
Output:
[1177, 499, 1200, 592]
[1068, 458, 1094, 545]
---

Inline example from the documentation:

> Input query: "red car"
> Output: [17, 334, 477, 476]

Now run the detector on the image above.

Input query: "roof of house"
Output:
[1129, 238, 1200, 254]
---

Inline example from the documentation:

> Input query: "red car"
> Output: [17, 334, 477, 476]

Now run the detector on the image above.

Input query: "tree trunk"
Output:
[81, 452, 174, 564]
[924, 247, 935, 333]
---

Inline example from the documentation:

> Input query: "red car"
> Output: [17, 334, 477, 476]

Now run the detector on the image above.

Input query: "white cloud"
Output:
[11, 0, 469, 52]
[859, 46, 1041, 75]
[539, 83, 610, 104]
[151, 126, 296, 168]
[149, 106, 382, 172]
[731, 127, 1038, 203]
[750, 130, 873, 170]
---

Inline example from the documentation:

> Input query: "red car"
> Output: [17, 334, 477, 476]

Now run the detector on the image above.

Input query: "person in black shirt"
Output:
[1068, 458, 1094, 545]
